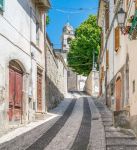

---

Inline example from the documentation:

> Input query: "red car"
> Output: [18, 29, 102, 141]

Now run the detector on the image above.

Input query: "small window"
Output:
[67, 38, 72, 45]
[36, 21, 40, 46]
[0, 0, 4, 11]
[133, 80, 135, 93]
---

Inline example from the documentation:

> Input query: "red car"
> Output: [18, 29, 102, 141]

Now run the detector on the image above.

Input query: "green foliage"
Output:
[67, 15, 101, 76]
[46, 15, 50, 25]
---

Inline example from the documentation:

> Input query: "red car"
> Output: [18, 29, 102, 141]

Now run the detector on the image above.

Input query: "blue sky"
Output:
[47, 0, 99, 49]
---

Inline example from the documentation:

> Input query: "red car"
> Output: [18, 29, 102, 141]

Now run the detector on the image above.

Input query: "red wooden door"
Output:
[9, 69, 15, 121]
[37, 73, 42, 112]
[116, 78, 122, 111]
[9, 68, 23, 122]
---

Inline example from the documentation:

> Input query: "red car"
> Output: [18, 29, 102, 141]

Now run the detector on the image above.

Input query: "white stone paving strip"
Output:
[0, 98, 72, 146]
[44, 98, 83, 150]
[87, 97, 106, 150]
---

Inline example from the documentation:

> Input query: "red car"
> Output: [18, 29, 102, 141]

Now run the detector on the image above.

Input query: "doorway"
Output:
[9, 60, 23, 123]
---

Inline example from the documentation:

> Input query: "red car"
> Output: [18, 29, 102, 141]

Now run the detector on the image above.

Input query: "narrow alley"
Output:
[0, 93, 137, 150]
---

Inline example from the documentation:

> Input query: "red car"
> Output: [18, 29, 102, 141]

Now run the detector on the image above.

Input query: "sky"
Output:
[47, 0, 99, 49]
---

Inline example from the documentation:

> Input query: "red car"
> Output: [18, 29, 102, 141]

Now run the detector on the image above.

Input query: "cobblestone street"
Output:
[0, 93, 137, 150]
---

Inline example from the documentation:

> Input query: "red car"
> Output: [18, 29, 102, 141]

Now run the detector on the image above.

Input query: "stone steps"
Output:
[107, 145, 137, 150]
[94, 99, 137, 149]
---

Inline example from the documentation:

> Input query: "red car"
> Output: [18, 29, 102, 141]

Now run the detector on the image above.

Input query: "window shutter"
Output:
[135, 0, 137, 9]
[101, 66, 104, 80]
[105, 4, 109, 32]
[0, 0, 4, 11]
[101, 32, 104, 53]
[106, 50, 109, 69]
[115, 27, 120, 52]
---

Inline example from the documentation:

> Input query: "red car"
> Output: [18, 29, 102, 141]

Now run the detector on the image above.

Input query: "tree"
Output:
[67, 15, 101, 76]
[46, 15, 50, 25]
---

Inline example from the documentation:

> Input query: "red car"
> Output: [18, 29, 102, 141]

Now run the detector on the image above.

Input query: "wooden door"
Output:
[9, 67, 23, 122]
[9, 68, 15, 121]
[116, 77, 122, 111]
[37, 73, 42, 112]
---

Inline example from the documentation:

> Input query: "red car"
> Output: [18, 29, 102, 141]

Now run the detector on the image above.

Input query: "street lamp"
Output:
[117, 8, 126, 28]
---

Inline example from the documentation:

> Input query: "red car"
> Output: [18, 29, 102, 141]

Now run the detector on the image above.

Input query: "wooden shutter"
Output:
[106, 50, 109, 69]
[9, 69, 15, 106]
[115, 27, 120, 52]
[135, 0, 137, 9]
[101, 66, 104, 80]
[15, 72, 23, 107]
[105, 4, 109, 32]
[37, 70, 42, 112]
[101, 32, 104, 53]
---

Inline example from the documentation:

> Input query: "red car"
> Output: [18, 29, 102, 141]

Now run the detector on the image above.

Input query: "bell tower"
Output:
[62, 22, 75, 53]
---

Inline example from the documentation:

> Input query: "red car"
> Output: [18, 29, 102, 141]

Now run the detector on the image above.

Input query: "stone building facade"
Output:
[45, 35, 67, 110]
[98, 0, 137, 134]
[0, 0, 50, 130]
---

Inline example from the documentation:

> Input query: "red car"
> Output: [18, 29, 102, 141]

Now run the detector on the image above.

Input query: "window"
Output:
[0, 0, 4, 11]
[36, 21, 40, 46]
[101, 31, 104, 53]
[115, 27, 120, 52]
[67, 38, 72, 45]
[135, 0, 137, 10]
[101, 66, 104, 80]
[106, 50, 109, 69]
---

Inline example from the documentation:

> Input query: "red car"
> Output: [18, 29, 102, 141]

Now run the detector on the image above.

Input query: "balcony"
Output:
[34, 0, 51, 10]
[129, 10, 137, 40]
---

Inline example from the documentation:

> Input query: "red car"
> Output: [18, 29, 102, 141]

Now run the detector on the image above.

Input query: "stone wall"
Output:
[85, 70, 99, 97]
[45, 37, 66, 110]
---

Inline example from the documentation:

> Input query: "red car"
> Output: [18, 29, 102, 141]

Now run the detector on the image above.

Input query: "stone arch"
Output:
[9, 59, 26, 74]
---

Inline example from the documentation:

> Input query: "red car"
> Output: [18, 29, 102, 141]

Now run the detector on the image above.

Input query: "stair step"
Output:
[107, 145, 137, 150]
[107, 138, 137, 146]
[106, 132, 136, 139]
[103, 122, 113, 126]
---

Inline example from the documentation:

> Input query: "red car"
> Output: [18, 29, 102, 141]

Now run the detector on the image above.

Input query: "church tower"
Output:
[61, 23, 75, 62]
[61, 23, 78, 92]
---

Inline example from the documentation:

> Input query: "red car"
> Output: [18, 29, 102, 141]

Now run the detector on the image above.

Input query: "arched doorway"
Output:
[9, 60, 23, 123]
[115, 76, 122, 111]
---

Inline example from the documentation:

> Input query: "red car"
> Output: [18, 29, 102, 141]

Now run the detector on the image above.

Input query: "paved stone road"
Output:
[25, 96, 102, 150]
[1, 94, 137, 150]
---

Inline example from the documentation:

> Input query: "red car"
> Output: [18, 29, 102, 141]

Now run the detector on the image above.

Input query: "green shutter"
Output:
[0, 0, 4, 11]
